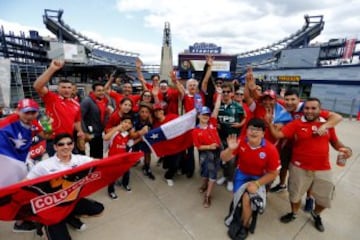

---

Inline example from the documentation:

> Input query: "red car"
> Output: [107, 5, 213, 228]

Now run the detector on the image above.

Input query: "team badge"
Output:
[259, 152, 266, 159]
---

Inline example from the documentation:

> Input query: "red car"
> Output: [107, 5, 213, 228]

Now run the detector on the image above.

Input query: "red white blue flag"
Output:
[143, 109, 197, 157]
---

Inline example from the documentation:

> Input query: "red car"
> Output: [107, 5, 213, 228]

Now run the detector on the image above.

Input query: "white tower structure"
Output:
[159, 22, 173, 81]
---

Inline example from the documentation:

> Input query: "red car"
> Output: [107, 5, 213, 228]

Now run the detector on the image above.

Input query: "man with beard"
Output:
[267, 98, 352, 232]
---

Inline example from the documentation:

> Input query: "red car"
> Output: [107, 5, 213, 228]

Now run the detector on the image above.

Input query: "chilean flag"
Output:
[143, 109, 197, 157]
[0, 114, 40, 187]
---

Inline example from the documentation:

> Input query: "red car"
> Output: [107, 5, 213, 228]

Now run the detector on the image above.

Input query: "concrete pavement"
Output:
[1, 119, 359, 240]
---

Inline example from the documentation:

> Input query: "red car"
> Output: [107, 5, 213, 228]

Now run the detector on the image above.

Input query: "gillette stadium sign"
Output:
[189, 42, 222, 54]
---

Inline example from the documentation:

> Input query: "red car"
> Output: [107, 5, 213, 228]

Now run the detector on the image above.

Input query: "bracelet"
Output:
[254, 180, 261, 188]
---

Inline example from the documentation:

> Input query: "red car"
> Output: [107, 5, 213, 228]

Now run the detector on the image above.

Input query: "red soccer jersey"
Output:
[105, 111, 122, 132]
[281, 117, 338, 170]
[192, 117, 221, 148]
[183, 92, 205, 113]
[153, 114, 178, 128]
[42, 91, 81, 136]
[157, 88, 180, 115]
[232, 137, 280, 176]
[108, 131, 130, 156]
[109, 91, 141, 111]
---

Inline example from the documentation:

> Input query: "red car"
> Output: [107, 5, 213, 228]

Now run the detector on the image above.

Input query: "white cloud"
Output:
[0, 19, 54, 38]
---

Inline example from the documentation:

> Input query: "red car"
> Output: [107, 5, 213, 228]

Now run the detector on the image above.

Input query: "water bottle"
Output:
[194, 93, 203, 113]
[39, 115, 52, 133]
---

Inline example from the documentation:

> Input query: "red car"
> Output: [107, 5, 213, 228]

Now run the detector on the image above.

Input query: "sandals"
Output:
[203, 195, 211, 208]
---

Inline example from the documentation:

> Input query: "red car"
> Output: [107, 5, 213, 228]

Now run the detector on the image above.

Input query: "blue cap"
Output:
[199, 106, 211, 115]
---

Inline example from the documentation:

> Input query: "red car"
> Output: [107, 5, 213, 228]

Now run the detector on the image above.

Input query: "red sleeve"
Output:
[105, 112, 119, 132]
[328, 128, 338, 143]
[265, 143, 281, 172]
[145, 83, 153, 90]
[109, 91, 122, 105]
[320, 109, 330, 119]
[41, 91, 57, 103]
[209, 117, 217, 126]
[281, 121, 298, 139]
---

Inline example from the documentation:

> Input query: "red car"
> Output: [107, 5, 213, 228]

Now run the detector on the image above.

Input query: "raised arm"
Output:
[201, 55, 214, 94]
[104, 74, 114, 94]
[244, 66, 255, 106]
[136, 58, 148, 91]
[33, 59, 64, 96]
[211, 87, 222, 118]
[169, 70, 185, 99]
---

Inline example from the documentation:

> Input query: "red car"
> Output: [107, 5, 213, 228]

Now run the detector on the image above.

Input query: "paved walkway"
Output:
[1, 119, 359, 240]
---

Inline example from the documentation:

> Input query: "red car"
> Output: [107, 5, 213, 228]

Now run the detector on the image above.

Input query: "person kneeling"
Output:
[221, 118, 280, 239]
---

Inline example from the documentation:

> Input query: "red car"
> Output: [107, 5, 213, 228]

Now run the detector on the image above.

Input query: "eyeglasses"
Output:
[143, 94, 152, 97]
[247, 126, 263, 132]
[222, 91, 231, 94]
[56, 141, 73, 147]
[235, 92, 243, 96]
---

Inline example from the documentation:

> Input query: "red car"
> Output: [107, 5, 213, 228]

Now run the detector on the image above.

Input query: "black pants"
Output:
[89, 136, 103, 159]
[162, 153, 181, 180]
[180, 146, 195, 177]
[45, 198, 104, 240]
[108, 171, 130, 193]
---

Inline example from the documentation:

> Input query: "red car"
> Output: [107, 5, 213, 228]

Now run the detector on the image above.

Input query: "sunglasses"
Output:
[235, 92, 243, 96]
[222, 91, 231, 94]
[143, 94, 152, 97]
[56, 141, 73, 147]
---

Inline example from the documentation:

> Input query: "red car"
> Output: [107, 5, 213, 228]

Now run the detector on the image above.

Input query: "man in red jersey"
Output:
[267, 98, 352, 232]
[104, 73, 140, 111]
[270, 89, 342, 212]
[33, 60, 84, 156]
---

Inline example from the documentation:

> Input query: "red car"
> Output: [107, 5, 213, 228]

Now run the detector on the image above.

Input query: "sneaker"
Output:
[270, 183, 287, 193]
[67, 217, 87, 231]
[216, 177, 226, 185]
[166, 179, 174, 187]
[238, 226, 248, 239]
[280, 212, 297, 223]
[144, 168, 156, 180]
[108, 191, 118, 200]
[123, 185, 132, 192]
[13, 221, 36, 232]
[311, 211, 325, 232]
[304, 197, 314, 212]
[226, 181, 234, 192]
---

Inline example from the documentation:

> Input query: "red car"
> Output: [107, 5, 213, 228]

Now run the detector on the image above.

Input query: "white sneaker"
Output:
[226, 181, 234, 192]
[216, 177, 226, 185]
[166, 179, 174, 187]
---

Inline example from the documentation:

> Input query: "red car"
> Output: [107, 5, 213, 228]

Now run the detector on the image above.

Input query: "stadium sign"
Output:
[189, 42, 221, 54]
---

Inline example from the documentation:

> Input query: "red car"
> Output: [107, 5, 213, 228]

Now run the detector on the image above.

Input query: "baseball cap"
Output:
[261, 89, 276, 99]
[17, 99, 39, 112]
[153, 103, 163, 111]
[199, 106, 211, 115]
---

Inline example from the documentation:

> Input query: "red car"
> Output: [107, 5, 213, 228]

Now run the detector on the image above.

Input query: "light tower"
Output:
[159, 22, 173, 82]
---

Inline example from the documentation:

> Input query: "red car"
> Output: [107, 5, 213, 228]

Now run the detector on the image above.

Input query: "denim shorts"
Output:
[199, 150, 219, 181]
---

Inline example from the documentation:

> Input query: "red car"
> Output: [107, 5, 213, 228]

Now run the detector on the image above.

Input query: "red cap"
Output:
[261, 89, 276, 99]
[17, 99, 39, 112]
[153, 103, 163, 111]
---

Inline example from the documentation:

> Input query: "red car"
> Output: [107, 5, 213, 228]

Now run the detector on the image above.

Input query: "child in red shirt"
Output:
[192, 89, 222, 208]
[104, 115, 133, 199]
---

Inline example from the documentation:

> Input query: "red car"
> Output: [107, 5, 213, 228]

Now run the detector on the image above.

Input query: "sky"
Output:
[0, 0, 359, 65]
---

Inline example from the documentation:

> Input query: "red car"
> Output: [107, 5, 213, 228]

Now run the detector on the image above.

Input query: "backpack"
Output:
[226, 201, 244, 240]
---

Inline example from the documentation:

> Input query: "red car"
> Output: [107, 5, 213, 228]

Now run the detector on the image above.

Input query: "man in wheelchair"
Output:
[221, 118, 280, 239]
